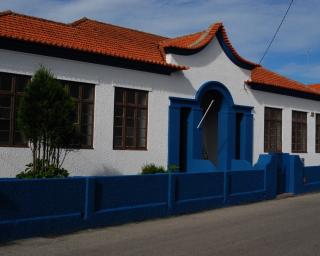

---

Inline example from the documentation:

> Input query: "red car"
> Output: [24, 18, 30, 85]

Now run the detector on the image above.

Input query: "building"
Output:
[0, 10, 319, 177]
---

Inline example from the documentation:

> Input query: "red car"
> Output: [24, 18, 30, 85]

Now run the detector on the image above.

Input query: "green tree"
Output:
[17, 67, 78, 177]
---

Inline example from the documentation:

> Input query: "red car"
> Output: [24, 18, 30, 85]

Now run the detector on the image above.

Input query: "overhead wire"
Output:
[259, 0, 294, 64]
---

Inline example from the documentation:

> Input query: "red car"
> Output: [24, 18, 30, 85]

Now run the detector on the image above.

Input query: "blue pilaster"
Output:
[218, 110, 236, 170]
[188, 107, 204, 159]
[240, 112, 253, 163]
[168, 105, 181, 167]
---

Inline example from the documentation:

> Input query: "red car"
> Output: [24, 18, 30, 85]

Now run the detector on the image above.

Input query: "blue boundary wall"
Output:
[0, 155, 277, 242]
[2, 153, 320, 242]
[282, 154, 320, 194]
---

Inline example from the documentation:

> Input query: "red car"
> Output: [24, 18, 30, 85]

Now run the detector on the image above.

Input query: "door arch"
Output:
[168, 81, 253, 172]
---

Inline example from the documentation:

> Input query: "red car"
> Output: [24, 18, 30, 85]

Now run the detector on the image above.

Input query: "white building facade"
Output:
[0, 11, 319, 177]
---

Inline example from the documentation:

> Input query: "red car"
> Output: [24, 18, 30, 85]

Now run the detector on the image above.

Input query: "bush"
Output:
[16, 159, 69, 179]
[141, 163, 166, 175]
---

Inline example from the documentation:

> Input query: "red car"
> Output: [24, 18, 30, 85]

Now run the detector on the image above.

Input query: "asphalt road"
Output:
[2, 193, 320, 256]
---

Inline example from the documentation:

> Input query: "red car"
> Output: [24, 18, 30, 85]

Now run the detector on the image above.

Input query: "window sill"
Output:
[0, 144, 28, 148]
[113, 147, 147, 151]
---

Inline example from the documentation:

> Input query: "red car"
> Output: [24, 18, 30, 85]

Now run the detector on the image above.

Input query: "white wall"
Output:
[0, 36, 320, 177]
[168, 38, 320, 166]
[0, 49, 195, 177]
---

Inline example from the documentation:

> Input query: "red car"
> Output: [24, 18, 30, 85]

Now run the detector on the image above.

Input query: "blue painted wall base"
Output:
[1, 153, 320, 243]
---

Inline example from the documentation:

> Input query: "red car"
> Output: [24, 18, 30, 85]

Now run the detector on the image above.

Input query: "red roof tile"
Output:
[159, 23, 259, 68]
[0, 10, 319, 97]
[309, 84, 320, 90]
[246, 67, 320, 96]
[0, 10, 187, 71]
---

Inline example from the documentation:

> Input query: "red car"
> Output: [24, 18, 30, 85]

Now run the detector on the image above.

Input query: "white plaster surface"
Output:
[0, 37, 319, 177]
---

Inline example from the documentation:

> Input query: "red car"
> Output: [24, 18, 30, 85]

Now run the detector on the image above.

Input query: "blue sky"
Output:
[0, 0, 319, 84]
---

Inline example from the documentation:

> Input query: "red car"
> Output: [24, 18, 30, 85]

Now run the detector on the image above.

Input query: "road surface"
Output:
[2, 193, 320, 256]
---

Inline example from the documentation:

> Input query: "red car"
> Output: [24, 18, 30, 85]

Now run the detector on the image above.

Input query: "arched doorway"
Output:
[168, 81, 253, 172]
[200, 90, 223, 165]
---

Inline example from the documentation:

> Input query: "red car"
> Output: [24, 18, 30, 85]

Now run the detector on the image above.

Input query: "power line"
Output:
[259, 0, 294, 64]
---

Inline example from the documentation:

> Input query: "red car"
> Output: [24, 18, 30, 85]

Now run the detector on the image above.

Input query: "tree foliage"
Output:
[17, 67, 78, 177]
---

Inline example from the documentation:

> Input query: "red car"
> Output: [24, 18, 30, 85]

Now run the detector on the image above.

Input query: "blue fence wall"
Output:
[284, 155, 320, 194]
[0, 154, 283, 242]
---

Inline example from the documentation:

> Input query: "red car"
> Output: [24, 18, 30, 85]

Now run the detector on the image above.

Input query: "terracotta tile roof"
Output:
[309, 84, 320, 90]
[0, 10, 187, 71]
[0, 10, 318, 97]
[246, 67, 320, 96]
[159, 23, 259, 68]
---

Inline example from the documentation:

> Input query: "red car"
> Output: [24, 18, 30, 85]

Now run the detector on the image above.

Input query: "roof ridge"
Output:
[188, 23, 222, 48]
[0, 10, 12, 17]
[0, 10, 74, 27]
[71, 17, 168, 39]
[69, 17, 89, 27]
[160, 30, 206, 46]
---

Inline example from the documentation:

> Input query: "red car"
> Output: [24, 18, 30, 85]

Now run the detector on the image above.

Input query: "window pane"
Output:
[114, 107, 123, 117]
[138, 92, 147, 106]
[81, 104, 93, 126]
[137, 109, 147, 119]
[14, 132, 26, 145]
[0, 95, 11, 107]
[0, 108, 10, 119]
[292, 111, 307, 153]
[71, 104, 79, 124]
[264, 107, 282, 152]
[137, 137, 146, 148]
[114, 127, 122, 137]
[114, 117, 123, 126]
[125, 137, 134, 147]
[0, 131, 9, 144]
[82, 103, 93, 116]
[15, 76, 29, 92]
[126, 127, 134, 137]
[126, 91, 136, 105]
[114, 137, 122, 147]
[0, 73, 12, 91]
[115, 89, 124, 104]
[126, 108, 135, 118]
[69, 84, 80, 99]
[81, 135, 92, 146]
[0, 120, 10, 130]
[138, 128, 146, 138]
[126, 118, 134, 128]
[83, 86, 94, 100]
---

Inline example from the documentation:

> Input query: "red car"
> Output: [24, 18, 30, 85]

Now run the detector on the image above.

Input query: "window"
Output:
[316, 114, 320, 153]
[113, 87, 148, 149]
[0, 72, 95, 149]
[61, 81, 95, 148]
[0, 72, 29, 146]
[264, 107, 282, 152]
[292, 111, 307, 153]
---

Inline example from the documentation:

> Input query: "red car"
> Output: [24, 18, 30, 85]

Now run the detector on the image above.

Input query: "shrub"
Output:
[17, 67, 77, 178]
[16, 159, 69, 179]
[141, 163, 166, 175]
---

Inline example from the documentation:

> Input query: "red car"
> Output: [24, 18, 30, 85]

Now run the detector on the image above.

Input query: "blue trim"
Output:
[168, 81, 254, 172]
[249, 83, 320, 101]
[216, 32, 256, 70]
[195, 81, 234, 108]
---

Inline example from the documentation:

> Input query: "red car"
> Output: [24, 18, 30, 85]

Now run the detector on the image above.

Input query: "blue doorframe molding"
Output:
[168, 81, 254, 173]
